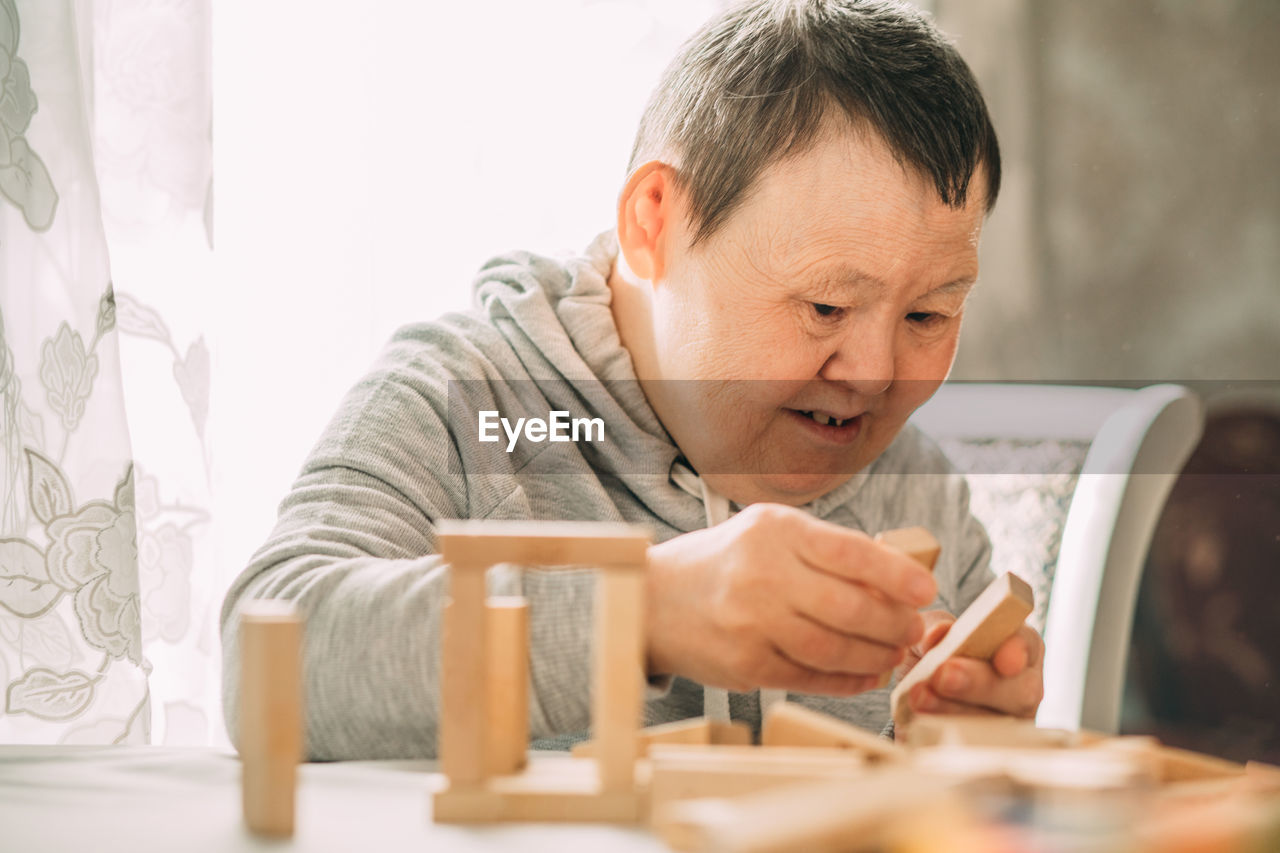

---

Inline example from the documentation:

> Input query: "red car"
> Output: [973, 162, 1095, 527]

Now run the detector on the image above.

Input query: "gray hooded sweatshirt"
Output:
[219, 233, 993, 761]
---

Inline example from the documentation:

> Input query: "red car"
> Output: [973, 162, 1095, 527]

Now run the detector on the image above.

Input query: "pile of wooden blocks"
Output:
[240, 520, 1280, 851]
[644, 707, 1280, 852]
[424, 520, 1280, 852]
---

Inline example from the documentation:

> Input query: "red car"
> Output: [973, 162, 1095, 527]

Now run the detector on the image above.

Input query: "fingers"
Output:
[791, 513, 938, 607]
[906, 685, 1020, 718]
[991, 625, 1044, 678]
[789, 571, 925, 648]
[651, 505, 959, 698]
[920, 657, 1044, 718]
[756, 645, 885, 697]
[773, 613, 906, 676]
[917, 611, 955, 654]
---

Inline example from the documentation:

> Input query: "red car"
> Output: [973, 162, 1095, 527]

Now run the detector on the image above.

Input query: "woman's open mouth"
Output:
[786, 408, 864, 445]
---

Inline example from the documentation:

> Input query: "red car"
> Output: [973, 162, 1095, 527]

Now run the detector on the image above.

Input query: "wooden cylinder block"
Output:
[239, 600, 304, 837]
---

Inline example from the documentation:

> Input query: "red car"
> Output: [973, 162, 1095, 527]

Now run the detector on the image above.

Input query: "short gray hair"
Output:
[629, 0, 1001, 246]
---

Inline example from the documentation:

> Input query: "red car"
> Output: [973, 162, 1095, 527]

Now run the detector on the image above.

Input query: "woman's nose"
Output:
[817, 319, 895, 397]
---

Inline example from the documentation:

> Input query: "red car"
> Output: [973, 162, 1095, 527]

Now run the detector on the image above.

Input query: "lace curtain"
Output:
[2, 0, 212, 745]
[94, 0, 216, 747]
[0, 0, 155, 743]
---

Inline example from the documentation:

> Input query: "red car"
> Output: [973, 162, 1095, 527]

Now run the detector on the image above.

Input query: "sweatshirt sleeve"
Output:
[219, 325, 602, 761]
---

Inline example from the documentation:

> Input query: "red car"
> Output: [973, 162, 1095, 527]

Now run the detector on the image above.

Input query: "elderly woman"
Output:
[222, 0, 1043, 761]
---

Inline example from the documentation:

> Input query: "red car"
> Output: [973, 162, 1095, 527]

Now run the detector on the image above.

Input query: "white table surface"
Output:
[0, 746, 669, 853]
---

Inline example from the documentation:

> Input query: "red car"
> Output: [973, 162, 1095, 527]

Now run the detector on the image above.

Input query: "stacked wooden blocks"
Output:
[239, 520, 1279, 851]
[432, 519, 653, 822]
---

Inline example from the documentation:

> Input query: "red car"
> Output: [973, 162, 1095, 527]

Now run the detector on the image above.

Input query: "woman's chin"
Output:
[700, 471, 853, 507]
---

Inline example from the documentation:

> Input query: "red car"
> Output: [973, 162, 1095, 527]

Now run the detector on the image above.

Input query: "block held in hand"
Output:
[890, 572, 1034, 730]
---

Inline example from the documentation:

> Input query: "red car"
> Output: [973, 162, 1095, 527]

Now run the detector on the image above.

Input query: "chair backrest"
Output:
[910, 383, 1203, 733]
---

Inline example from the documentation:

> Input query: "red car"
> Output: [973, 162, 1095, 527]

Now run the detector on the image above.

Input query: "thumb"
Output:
[918, 610, 956, 655]
[896, 610, 955, 681]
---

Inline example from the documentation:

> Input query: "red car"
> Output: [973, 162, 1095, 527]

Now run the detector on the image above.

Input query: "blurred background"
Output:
[932, 0, 1279, 762]
[1, 0, 1275, 755]
[939, 0, 1278, 381]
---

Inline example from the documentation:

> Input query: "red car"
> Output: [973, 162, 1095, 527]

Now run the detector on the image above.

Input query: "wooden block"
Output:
[441, 570, 489, 786]
[871, 527, 940, 689]
[1146, 764, 1280, 805]
[875, 526, 942, 571]
[437, 520, 651, 570]
[239, 600, 304, 837]
[762, 701, 904, 763]
[890, 572, 1034, 730]
[434, 786, 644, 823]
[650, 717, 754, 747]
[648, 744, 868, 820]
[912, 744, 1158, 792]
[902, 713, 1087, 749]
[1094, 736, 1246, 783]
[637, 717, 726, 748]
[876, 798, 1009, 853]
[1245, 761, 1280, 793]
[1150, 775, 1249, 804]
[486, 596, 529, 776]
[648, 743, 868, 773]
[571, 717, 714, 758]
[593, 569, 646, 792]
[653, 769, 957, 853]
[572, 717, 752, 758]
[1136, 787, 1280, 852]
[1151, 744, 1246, 784]
[433, 755, 644, 823]
[707, 719, 753, 747]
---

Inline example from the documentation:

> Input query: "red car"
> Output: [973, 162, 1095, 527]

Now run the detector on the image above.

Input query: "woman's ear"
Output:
[616, 160, 678, 283]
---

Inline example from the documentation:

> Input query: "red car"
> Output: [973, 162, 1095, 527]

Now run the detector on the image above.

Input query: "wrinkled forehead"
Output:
[732, 127, 989, 256]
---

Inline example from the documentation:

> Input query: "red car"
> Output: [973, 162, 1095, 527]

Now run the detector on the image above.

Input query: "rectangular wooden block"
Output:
[902, 713, 1088, 749]
[433, 756, 643, 823]
[890, 572, 1034, 729]
[1150, 744, 1247, 784]
[433, 787, 644, 823]
[1136, 784, 1280, 851]
[912, 744, 1158, 791]
[593, 570, 646, 791]
[648, 744, 869, 821]
[872, 527, 940, 688]
[437, 520, 651, 570]
[875, 526, 942, 571]
[653, 770, 956, 853]
[761, 701, 904, 763]
[648, 743, 868, 773]
[572, 717, 753, 758]
[239, 600, 304, 838]
[441, 570, 489, 787]
[486, 596, 529, 776]
[1095, 736, 1246, 783]
[1245, 761, 1280, 793]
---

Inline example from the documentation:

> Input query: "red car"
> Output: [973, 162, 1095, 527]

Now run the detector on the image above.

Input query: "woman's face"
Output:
[647, 129, 987, 506]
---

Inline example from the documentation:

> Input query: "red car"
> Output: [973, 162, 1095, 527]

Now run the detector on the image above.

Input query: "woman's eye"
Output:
[812, 303, 842, 318]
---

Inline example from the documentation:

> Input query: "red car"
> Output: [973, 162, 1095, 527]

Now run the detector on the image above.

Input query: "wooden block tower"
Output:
[432, 520, 652, 823]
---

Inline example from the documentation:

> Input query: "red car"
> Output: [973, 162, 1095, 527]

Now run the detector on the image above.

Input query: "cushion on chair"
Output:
[935, 437, 1091, 634]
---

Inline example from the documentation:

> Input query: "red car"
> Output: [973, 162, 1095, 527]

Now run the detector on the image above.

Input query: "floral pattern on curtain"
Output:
[90, 0, 215, 747]
[1, 0, 148, 743]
